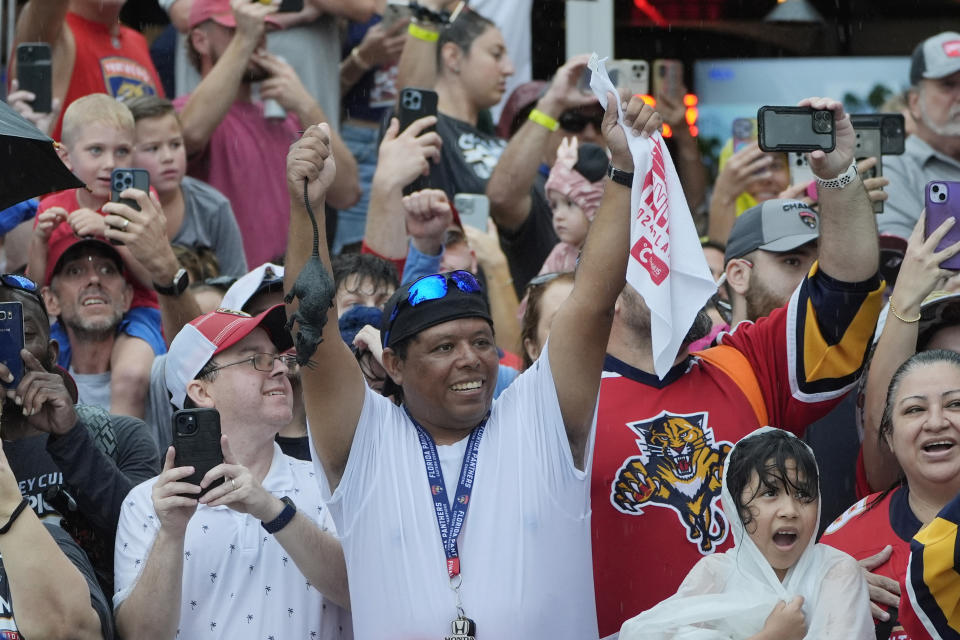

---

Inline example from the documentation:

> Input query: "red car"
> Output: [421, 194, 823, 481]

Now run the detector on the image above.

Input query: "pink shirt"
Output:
[173, 97, 300, 267]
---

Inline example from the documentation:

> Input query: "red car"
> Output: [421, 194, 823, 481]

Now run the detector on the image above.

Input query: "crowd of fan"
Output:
[2, 0, 960, 638]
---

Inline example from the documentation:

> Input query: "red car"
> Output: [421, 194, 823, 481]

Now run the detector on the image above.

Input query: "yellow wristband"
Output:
[408, 22, 440, 42]
[528, 108, 559, 132]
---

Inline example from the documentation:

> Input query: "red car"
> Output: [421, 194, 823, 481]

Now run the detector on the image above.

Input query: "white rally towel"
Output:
[589, 54, 717, 379]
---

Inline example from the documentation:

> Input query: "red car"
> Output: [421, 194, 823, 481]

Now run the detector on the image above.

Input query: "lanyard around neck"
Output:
[406, 407, 489, 579]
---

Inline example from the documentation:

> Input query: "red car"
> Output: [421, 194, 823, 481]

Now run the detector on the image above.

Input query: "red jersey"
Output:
[36, 190, 159, 310]
[822, 487, 918, 640]
[592, 265, 883, 638]
[51, 12, 163, 141]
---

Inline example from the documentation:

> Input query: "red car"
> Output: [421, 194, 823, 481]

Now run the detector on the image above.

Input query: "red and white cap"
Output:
[165, 304, 292, 409]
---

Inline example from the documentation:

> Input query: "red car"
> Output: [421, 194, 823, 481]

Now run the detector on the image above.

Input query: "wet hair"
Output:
[331, 253, 399, 297]
[125, 95, 181, 125]
[725, 430, 819, 531]
[61, 94, 135, 148]
[520, 272, 575, 370]
[436, 9, 496, 72]
[878, 349, 960, 448]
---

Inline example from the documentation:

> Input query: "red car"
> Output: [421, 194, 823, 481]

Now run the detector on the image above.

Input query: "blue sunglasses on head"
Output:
[382, 270, 483, 347]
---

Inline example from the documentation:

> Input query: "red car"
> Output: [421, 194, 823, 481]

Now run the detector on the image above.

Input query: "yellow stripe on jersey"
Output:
[915, 516, 960, 634]
[800, 265, 884, 383]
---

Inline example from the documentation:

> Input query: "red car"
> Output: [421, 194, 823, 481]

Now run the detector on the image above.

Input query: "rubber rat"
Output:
[284, 179, 336, 366]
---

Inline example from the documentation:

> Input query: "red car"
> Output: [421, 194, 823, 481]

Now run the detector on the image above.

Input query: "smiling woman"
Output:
[823, 350, 960, 635]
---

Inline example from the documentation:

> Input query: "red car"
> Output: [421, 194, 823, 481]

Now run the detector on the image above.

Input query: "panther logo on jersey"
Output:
[611, 410, 733, 553]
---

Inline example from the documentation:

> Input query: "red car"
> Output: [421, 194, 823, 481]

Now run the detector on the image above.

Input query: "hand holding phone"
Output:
[173, 408, 225, 498]
[109, 168, 150, 245]
[925, 181, 960, 270]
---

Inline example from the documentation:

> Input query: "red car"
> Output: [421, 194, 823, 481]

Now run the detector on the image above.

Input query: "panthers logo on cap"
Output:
[799, 210, 818, 229]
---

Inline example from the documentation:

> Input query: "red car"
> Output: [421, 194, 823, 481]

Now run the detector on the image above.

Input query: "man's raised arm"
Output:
[284, 125, 365, 490]
[548, 94, 661, 470]
[804, 96, 880, 282]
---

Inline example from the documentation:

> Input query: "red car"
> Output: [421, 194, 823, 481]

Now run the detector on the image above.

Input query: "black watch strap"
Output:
[261, 496, 297, 534]
[607, 165, 634, 187]
[153, 268, 189, 296]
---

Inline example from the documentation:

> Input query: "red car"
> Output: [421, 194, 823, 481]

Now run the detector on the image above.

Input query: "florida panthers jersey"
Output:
[822, 487, 918, 640]
[592, 265, 883, 638]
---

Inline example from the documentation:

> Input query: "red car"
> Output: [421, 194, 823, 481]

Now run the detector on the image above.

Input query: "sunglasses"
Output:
[525, 272, 564, 290]
[383, 270, 483, 347]
[559, 109, 604, 133]
[0, 274, 47, 315]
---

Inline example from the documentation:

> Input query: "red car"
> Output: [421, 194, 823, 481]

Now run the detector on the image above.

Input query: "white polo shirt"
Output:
[114, 443, 350, 639]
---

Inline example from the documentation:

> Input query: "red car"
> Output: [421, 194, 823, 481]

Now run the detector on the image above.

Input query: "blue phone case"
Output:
[0, 302, 25, 389]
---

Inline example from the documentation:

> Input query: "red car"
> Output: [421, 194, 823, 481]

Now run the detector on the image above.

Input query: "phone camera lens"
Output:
[178, 416, 198, 435]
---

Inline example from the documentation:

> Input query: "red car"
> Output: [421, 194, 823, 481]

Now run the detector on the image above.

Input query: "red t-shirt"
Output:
[51, 12, 163, 141]
[821, 487, 918, 640]
[592, 265, 883, 637]
[173, 96, 300, 268]
[36, 189, 158, 310]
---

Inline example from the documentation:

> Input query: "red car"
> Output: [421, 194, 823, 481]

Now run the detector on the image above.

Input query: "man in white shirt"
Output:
[284, 91, 661, 636]
[113, 304, 350, 639]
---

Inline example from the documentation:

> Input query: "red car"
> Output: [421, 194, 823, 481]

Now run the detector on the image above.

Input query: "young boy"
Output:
[125, 96, 247, 278]
[27, 94, 164, 419]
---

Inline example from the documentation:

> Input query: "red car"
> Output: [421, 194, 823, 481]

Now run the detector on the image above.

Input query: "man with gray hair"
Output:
[880, 31, 960, 239]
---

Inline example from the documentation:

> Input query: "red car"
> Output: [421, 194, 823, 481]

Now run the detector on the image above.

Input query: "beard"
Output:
[62, 310, 124, 342]
[744, 276, 788, 322]
[619, 285, 715, 347]
[682, 308, 715, 346]
[919, 91, 960, 137]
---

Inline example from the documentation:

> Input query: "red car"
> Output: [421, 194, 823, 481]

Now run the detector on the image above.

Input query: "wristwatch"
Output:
[815, 161, 859, 190]
[261, 496, 297, 534]
[607, 165, 634, 188]
[153, 268, 189, 296]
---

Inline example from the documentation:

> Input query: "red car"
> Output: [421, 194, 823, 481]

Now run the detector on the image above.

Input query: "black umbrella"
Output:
[0, 99, 83, 211]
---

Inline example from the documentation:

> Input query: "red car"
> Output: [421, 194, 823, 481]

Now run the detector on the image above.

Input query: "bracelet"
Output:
[888, 298, 921, 324]
[528, 108, 559, 132]
[408, 22, 440, 42]
[815, 161, 859, 190]
[0, 498, 29, 535]
[350, 47, 372, 71]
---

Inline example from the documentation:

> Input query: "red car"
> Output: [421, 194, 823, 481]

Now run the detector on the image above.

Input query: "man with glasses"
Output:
[880, 31, 960, 239]
[285, 89, 661, 636]
[113, 305, 350, 640]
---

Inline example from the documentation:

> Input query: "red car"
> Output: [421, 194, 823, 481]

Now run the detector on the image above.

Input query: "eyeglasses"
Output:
[382, 270, 483, 347]
[0, 273, 48, 316]
[559, 109, 604, 133]
[206, 353, 297, 375]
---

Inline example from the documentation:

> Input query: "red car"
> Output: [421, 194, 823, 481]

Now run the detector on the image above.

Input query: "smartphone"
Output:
[0, 302, 25, 389]
[607, 59, 649, 97]
[757, 106, 835, 153]
[16, 43, 52, 114]
[454, 193, 490, 231]
[397, 88, 438, 195]
[851, 113, 906, 156]
[382, 0, 413, 28]
[732, 118, 757, 153]
[576, 68, 592, 93]
[788, 151, 816, 188]
[652, 59, 683, 102]
[926, 181, 960, 269]
[854, 126, 884, 213]
[173, 408, 225, 497]
[109, 168, 149, 245]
